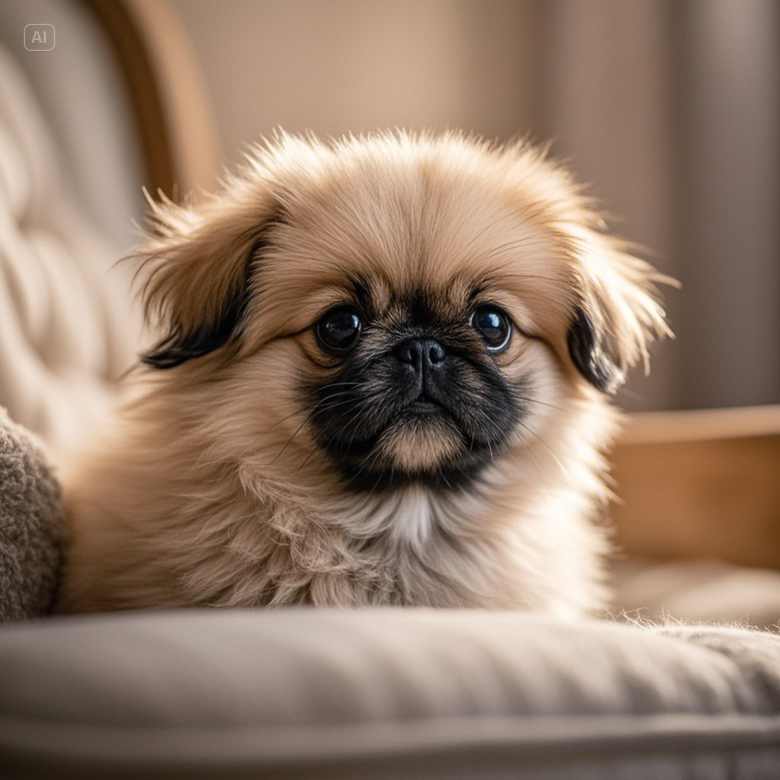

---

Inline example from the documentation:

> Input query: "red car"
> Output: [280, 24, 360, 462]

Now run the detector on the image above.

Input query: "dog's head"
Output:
[135, 133, 670, 494]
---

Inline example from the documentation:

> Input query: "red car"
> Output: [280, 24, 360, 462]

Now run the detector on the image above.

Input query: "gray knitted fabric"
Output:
[0, 407, 63, 622]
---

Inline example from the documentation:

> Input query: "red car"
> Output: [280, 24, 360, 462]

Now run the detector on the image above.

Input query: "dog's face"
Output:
[137, 134, 668, 496]
[307, 296, 523, 489]
[305, 282, 523, 492]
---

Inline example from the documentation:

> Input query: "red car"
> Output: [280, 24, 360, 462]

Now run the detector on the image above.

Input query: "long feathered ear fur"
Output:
[499, 140, 675, 394]
[134, 186, 279, 369]
[566, 225, 675, 393]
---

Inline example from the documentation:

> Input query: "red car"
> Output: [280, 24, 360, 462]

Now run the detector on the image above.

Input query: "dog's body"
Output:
[59, 133, 668, 615]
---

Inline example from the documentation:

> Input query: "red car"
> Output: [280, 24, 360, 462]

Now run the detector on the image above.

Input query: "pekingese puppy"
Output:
[59, 132, 670, 615]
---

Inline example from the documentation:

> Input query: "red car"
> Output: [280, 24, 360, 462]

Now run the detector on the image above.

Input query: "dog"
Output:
[58, 131, 670, 615]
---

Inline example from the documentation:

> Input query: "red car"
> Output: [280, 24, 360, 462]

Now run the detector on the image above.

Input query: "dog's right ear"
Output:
[135, 190, 280, 369]
[566, 305, 624, 394]
[565, 231, 675, 394]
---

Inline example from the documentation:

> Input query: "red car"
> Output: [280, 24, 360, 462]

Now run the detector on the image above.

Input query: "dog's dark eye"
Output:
[316, 306, 362, 353]
[471, 307, 512, 352]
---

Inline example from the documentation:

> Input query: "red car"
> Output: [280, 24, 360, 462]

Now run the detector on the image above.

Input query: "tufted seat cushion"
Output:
[1, 609, 780, 779]
[0, 45, 138, 460]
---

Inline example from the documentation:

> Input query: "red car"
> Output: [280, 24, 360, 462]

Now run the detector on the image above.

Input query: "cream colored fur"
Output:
[59, 132, 669, 615]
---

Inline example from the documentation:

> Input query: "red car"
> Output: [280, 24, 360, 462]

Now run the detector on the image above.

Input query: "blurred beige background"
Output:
[171, 0, 780, 413]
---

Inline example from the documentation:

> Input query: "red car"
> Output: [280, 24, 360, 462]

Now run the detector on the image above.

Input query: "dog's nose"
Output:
[395, 338, 446, 369]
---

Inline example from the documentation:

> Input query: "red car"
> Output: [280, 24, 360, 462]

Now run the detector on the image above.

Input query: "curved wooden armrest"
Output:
[80, 0, 221, 198]
[611, 405, 780, 570]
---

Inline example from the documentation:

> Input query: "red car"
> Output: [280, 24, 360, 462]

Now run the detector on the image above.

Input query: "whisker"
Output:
[515, 420, 569, 477]
[521, 397, 567, 413]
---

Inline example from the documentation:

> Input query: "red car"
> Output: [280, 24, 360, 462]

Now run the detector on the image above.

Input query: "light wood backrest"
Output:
[611, 406, 780, 569]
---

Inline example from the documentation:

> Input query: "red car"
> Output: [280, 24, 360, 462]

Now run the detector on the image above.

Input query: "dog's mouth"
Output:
[334, 390, 459, 442]
[317, 394, 505, 493]
[404, 394, 448, 414]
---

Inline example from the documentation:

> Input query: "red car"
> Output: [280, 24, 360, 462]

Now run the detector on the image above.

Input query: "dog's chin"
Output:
[375, 408, 463, 473]
[323, 404, 502, 493]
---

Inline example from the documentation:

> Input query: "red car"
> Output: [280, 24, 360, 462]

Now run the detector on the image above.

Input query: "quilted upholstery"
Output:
[0, 45, 139, 460]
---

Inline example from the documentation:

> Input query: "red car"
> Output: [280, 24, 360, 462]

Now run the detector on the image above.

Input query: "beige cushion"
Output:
[1, 609, 779, 779]
[612, 558, 780, 629]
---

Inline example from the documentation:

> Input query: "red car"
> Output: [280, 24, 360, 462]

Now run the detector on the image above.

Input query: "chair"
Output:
[1, 3, 779, 777]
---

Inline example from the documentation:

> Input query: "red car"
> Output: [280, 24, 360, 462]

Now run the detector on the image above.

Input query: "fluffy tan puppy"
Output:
[59, 132, 670, 615]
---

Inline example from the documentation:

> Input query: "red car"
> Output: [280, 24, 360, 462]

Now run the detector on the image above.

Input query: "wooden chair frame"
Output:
[612, 405, 780, 570]
[80, 0, 220, 200]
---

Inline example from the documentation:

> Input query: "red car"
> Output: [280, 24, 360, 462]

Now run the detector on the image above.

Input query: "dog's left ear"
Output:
[134, 189, 280, 369]
[566, 233, 674, 393]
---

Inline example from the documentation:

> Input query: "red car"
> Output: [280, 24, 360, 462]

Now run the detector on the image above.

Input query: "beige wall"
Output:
[170, 0, 545, 164]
